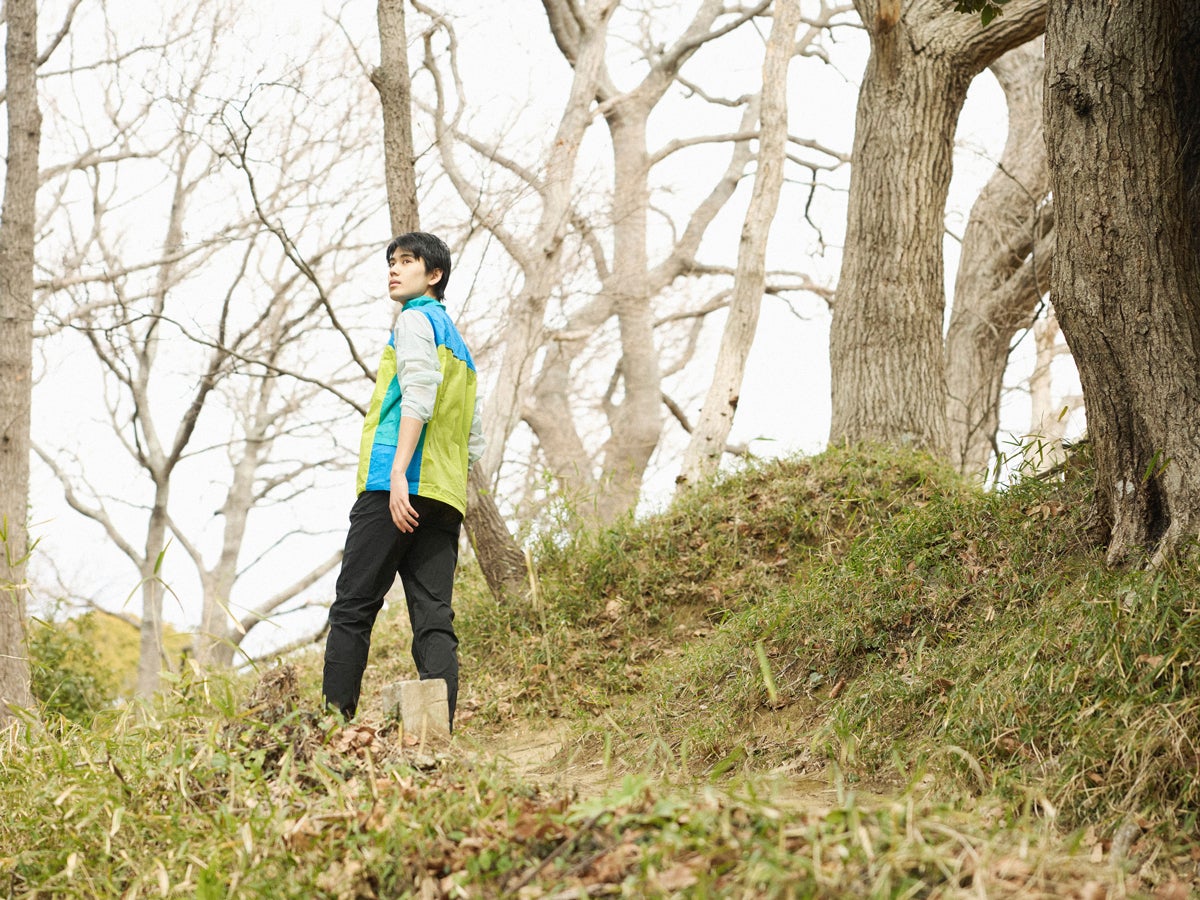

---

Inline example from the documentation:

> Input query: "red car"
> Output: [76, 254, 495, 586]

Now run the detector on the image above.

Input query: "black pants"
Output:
[322, 490, 462, 725]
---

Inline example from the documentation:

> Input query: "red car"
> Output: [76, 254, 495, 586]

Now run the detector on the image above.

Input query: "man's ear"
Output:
[427, 268, 444, 288]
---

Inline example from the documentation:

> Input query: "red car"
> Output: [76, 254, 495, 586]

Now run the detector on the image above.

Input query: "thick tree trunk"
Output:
[679, 0, 801, 484]
[1045, 0, 1200, 565]
[944, 39, 1052, 478]
[598, 113, 662, 524]
[0, 0, 40, 716]
[830, 32, 965, 453]
[829, 0, 1045, 454]
[466, 468, 528, 599]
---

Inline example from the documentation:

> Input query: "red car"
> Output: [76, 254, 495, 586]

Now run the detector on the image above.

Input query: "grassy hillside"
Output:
[4, 445, 1197, 897]
[449, 445, 1197, 830]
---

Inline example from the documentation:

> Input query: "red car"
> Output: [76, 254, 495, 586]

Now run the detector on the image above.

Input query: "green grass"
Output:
[576, 448, 1198, 841]
[5, 443, 1199, 896]
[0, 684, 1124, 898]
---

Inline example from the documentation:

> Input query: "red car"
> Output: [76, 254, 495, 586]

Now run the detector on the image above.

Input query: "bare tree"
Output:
[373, 0, 420, 231]
[828, 0, 1045, 454]
[370, 0, 528, 601]
[679, 0, 804, 483]
[416, 0, 848, 525]
[1044, 0, 1200, 565]
[35, 12, 383, 690]
[0, 0, 41, 716]
[943, 38, 1053, 478]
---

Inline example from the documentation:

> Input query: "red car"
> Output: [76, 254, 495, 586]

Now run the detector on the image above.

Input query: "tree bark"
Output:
[598, 111, 664, 523]
[466, 468, 528, 599]
[1044, 0, 1200, 565]
[374, 0, 421, 235]
[829, 0, 1045, 454]
[135, 497, 169, 697]
[0, 0, 40, 716]
[944, 38, 1052, 477]
[678, 0, 802, 484]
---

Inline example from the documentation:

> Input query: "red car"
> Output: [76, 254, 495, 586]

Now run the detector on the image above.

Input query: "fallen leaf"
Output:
[653, 863, 699, 892]
[316, 859, 377, 900]
[588, 843, 641, 883]
[282, 816, 322, 851]
[1155, 882, 1191, 900]
[992, 857, 1032, 882]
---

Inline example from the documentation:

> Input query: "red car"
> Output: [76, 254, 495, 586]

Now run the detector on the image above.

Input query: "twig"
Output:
[508, 810, 611, 894]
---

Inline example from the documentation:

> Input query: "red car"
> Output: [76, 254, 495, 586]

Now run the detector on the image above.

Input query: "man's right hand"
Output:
[389, 471, 420, 532]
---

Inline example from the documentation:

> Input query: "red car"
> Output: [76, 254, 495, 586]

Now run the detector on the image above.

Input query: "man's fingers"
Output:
[390, 498, 419, 532]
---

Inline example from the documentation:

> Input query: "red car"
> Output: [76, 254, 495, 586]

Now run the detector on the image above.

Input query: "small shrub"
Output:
[28, 612, 117, 725]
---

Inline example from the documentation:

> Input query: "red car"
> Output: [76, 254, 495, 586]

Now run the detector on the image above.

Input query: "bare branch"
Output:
[655, 291, 731, 327]
[540, 0, 584, 66]
[417, 22, 532, 269]
[661, 0, 772, 73]
[221, 95, 376, 383]
[240, 551, 342, 632]
[32, 444, 145, 568]
[676, 76, 753, 107]
[36, 0, 83, 67]
[251, 620, 329, 665]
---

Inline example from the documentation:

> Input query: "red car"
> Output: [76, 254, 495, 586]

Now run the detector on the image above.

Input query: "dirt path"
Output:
[461, 720, 618, 797]
[462, 718, 844, 813]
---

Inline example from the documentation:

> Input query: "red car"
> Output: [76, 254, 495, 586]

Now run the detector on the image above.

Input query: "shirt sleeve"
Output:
[469, 392, 486, 466]
[394, 309, 441, 423]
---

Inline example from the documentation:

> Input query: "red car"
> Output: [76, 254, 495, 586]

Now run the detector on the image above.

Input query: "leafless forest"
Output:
[3, 0, 1197, 706]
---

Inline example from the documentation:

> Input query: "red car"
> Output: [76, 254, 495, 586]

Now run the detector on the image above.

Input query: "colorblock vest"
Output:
[355, 297, 477, 514]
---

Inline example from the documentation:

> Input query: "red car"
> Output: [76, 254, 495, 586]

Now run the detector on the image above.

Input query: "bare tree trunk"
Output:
[829, 0, 1045, 454]
[679, 0, 802, 484]
[0, 0, 40, 716]
[135, 499, 169, 697]
[944, 38, 1052, 478]
[598, 112, 663, 523]
[193, 399, 262, 668]
[466, 469, 528, 598]
[373, 0, 420, 234]
[1021, 310, 1079, 473]
[1045, 0, 1200, 566]
[377, 0, 528, 598]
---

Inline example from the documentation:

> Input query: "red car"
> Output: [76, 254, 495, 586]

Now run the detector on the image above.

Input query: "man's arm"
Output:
[468, 392, 485, 467]
[389, 416, 425, 532]
[390, 310, 441, 531]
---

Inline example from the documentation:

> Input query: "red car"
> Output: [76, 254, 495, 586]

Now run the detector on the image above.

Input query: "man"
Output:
[322, 231, 483, 729]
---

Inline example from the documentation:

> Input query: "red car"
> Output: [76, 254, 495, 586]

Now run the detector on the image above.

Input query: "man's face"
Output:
[387, 250, 442, 304]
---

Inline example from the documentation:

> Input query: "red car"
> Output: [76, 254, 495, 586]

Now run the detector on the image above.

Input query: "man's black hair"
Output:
[385, 231, 452, 300]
